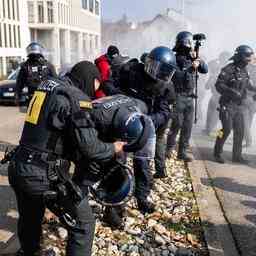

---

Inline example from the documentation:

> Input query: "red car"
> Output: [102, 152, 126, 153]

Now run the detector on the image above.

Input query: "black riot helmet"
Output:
[231, 45, 254, 65]
[26, 42, 45, 58]
[90, 161, 134, 206]
[173, 31, 193, 52]
[144, 46, 177, 83]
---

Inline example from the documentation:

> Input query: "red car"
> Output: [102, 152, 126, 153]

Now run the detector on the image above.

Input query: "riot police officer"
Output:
[74, 94, 156, 228]
[204, 51, 231, 135]
[214, 45, 256, 164]
[16, 42, 57, 105]
[8, 61, 125, 256]
[102, 46, 177, 212]
[166, 31, 208, 161]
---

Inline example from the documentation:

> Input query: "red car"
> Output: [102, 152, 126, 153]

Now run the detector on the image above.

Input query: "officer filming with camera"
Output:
[166, 31, 208, 162]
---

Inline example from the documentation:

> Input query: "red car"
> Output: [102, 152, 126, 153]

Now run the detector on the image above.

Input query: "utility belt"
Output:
[176, 92, 196, 98]
[15, 145, 58, 169]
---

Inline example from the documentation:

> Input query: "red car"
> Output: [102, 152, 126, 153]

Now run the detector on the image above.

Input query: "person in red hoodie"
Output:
[95, 45, 120, 98]
[95, 45, 120, 81]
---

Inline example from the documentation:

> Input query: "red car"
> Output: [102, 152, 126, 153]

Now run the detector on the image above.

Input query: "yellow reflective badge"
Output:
[216, 129, 224, 139]
[25, 91, 47, 125]
[79, 101, 92, 109]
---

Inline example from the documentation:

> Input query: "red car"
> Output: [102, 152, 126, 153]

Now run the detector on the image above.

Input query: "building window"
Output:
[95, 35, 99, 49]
[82, 0, 87, 9]
[0, 57, 3, 78]
[13, 25, 17, 48]
[28, 1, 35, 23]
[38, 1, 44, 23]
[16, 0, 20, 20]
[8, 24, 12, 48]
[2, 0, 5, 18]
[17, 25, 20, 48]
[47, 1, 54, 23]
[7, 0, 11, 19]
[89, 0, 94, 13]
[12, 0, 15, 20]
[0, 25, 2, 47]
[95, 0, 99, 15]
[4, 23, 7, 47]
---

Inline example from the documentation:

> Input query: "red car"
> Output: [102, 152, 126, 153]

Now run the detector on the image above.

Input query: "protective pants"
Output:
[214, 104, 245, 160]
[8, 161, 95, 256]
[167, 95, 194, 156]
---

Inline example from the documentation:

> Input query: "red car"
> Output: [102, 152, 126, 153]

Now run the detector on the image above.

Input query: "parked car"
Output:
[0, 68, 28, 104]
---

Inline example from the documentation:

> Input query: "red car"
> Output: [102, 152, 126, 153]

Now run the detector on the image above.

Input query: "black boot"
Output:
[153, 169, 167, 179]
[102, 206, 124, 230]
[214, 154, 225, 164]
[177, 153, 193, 162]
[137, 199, 155, 214]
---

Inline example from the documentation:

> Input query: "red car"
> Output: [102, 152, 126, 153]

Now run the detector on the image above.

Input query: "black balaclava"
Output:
[67, 61, 101, 99]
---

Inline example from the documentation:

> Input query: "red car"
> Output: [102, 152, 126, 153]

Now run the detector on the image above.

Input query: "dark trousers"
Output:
[214, 104, 245, 160]
[8, 161, 95, 256]
[133, 158, 153, 201]
[155, 123, 168, 174]
[167, 96, 194, 156]
[205, 95, 219, 133]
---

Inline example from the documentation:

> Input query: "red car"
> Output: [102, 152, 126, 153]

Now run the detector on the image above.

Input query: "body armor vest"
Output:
[20, 78, 92, 156]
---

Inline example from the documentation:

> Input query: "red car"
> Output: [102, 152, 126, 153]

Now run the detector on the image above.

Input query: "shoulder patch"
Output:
[80, 101, 93, 109]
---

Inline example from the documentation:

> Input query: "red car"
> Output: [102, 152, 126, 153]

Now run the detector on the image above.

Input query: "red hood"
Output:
[95, 54, 109, 65]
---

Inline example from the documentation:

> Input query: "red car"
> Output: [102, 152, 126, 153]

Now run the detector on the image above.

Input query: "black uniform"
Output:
[16, 57, 57, 103]
[167, 54, 208, 158]
[214, 62, 256, 161]
[8, 78, 115, 256]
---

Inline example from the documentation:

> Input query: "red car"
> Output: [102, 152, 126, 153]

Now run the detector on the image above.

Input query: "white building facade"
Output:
[28, 0, 101, 69]
[0, 0, 30, 77]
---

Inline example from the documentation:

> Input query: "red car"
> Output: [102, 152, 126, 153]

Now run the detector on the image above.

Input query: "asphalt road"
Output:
[0, 106, 24, 251]
[193, 128, 256, 256]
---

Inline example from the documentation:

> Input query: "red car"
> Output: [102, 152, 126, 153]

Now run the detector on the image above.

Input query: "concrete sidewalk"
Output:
[189, 130, 256, 256]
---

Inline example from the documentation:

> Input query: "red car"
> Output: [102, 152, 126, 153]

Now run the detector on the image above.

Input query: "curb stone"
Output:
[187, 139, 240, 256]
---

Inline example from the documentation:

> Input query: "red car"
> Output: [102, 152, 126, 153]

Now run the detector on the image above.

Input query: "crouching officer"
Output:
[15, 42, 57, 106]
[7, 61, 125, 256]
[214, 45, 256, 164]
[88, 94, 156, 228]
[104, 46, 177, 183]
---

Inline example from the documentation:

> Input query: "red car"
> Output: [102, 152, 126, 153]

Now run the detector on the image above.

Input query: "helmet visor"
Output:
[145, 58, 176, 83]
[27, 44, 43, 56]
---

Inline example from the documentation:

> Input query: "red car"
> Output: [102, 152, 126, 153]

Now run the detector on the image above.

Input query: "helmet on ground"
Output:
[231, 45, 254, 64]
[90, 162, 134, 206]
[173, 31, 193, 52]
[26, 42, 45, 57]
[144, 46, 177, 83]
